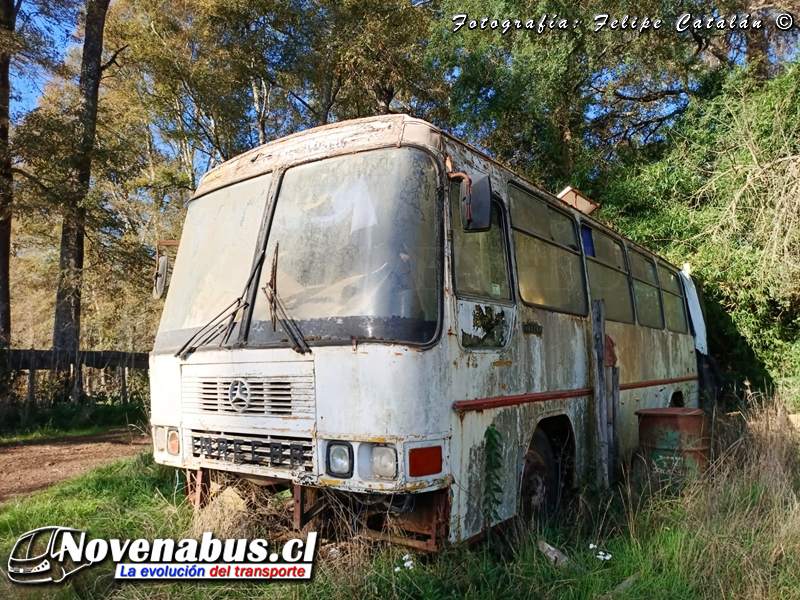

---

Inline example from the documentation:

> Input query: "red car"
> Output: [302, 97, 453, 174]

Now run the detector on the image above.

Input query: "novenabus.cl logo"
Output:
[7, 526, 94, 584]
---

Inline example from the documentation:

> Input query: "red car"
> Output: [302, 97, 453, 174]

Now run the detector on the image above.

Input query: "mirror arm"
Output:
[447, 171, 471, 192]
[154, 239, 179, 272]
[447, 171, 472, 221]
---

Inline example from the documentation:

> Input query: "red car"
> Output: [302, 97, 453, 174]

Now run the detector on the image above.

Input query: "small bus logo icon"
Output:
[7, 527, 93, 584]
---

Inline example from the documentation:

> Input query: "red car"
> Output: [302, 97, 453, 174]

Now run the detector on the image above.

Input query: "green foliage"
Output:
[591, 61, 800, 400]
[482, 422, 503, 531]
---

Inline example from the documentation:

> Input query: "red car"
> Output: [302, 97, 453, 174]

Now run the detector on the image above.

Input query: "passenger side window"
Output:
[629, 249, 664, 329]
[450, 184, 511, 301]
[508, 185, 587, 314]
[583, 226, 634, 323]
[658, 264, 688, 333]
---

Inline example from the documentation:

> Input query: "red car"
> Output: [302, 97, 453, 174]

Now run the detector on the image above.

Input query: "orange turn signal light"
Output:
[408, 445, 442, 477]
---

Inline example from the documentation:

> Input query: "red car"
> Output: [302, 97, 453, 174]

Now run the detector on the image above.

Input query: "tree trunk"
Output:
[747, 24, 770, 82]
[0, 0, 19, 348]
[557, 103, 574, 182]
[52, 0, 110, 399]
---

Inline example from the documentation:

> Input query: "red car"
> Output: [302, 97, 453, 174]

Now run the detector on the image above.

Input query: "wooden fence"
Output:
[1, 349, 150, 406]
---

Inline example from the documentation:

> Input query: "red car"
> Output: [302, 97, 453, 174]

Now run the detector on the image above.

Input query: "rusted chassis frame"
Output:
[294, 485, 451, 552]
[184, 468, 451, 552]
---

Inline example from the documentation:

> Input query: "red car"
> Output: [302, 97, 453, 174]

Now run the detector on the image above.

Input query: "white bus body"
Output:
[150, 115, 703, 550]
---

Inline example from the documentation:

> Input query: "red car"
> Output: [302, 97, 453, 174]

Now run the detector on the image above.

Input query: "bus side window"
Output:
[658, 264, 689, 333]
[629, 249, 664, 329]
[583, 226, 635, 323]
[450, 183, 511, 302]
[508, 185, 586, 315]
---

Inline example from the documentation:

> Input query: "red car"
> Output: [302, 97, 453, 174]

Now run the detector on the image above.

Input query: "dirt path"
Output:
[0, 430, 152, 504]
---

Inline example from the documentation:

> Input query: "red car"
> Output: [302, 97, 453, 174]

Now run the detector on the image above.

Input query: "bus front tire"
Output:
[519, 428, 558, 521]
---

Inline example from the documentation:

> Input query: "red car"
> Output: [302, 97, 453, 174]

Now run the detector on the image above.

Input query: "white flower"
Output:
[404, 560, 413, 569]
[595, 551, 613, 561]
[589, 543, 597, 549]
[395, 567, 401, 572]
[402, 554, 410, 560]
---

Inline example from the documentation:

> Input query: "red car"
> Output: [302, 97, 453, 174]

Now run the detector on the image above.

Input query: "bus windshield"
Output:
[249, 147, 440, 346]
[154, 173, 271, 353]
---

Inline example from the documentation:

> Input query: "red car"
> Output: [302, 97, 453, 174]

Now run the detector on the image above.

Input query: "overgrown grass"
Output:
[2, 396, 799, 599]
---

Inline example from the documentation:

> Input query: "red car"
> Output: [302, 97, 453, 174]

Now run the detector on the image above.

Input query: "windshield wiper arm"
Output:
[261, 283, 311, 354]
[175, 248, 267, 360]
[174, 298, 246, 360]
[262, 242, 311, 354]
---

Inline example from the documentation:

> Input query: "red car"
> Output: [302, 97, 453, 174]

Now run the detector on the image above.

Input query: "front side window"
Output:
[248, 148, 440, 345]
[450, 185, 511, 301]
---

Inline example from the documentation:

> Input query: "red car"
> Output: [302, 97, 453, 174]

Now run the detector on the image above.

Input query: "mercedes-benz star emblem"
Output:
[228, 379, 251, 412]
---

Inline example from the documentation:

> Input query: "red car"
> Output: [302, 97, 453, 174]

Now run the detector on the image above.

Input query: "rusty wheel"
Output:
[519, 428, 558, 520]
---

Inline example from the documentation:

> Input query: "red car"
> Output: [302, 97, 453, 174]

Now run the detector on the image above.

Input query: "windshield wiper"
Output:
[262, 242, 311, 355]
[175, 248, 267, 360]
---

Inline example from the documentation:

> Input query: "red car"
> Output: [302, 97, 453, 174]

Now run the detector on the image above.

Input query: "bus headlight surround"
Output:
[372, 445, 397, 478]
[327, 442, 353, 478]
[154, 426, 166, 452]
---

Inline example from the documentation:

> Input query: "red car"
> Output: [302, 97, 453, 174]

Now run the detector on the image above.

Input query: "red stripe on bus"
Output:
[453, 387, 594, 413]
[453, 375, 697, 413]
[618, 375, 698, 391]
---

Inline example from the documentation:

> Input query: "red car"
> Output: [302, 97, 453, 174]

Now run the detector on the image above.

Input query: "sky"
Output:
[10, 10, 75, 119]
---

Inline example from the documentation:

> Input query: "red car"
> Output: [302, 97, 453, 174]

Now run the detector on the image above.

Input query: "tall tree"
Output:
[52, 0, 110, 382]
[433, 0, 799, 191]
[0, 0, 20, 347]
[0, 0, 79, 347]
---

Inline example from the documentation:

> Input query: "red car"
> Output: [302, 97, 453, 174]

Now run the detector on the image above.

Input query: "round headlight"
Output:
[327, 443, 352, 477]
[167, 429, 181, 455]
[372, 445, 397, 478]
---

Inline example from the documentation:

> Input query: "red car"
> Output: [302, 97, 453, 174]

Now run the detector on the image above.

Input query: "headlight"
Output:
[327, 442, 353, 478]
[167, 428, 181, 455]
[372, 445, 397, 478]
[154, 427, 166, 452]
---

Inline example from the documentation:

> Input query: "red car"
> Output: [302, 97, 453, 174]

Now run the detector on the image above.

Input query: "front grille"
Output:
[188, 430, 313, 472]
[183, 376, 314, 417]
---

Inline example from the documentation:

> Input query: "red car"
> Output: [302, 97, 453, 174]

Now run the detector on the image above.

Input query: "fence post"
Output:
[120, 365, 128, 404]
[27, 349, 36, 410]
[591, 299, 609, 488]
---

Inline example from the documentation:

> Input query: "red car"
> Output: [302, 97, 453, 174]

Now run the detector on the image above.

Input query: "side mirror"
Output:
[460, 173, 492, 231]
[152, 240, 178, 299]
[153, 255, 169, 299]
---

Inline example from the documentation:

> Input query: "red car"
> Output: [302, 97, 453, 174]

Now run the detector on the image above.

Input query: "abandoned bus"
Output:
[150, 114, 710, 550]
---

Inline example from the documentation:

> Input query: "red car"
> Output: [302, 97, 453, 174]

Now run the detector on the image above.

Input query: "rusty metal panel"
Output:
[606, 321, 699, 454]
[636, 407, 711, 474]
